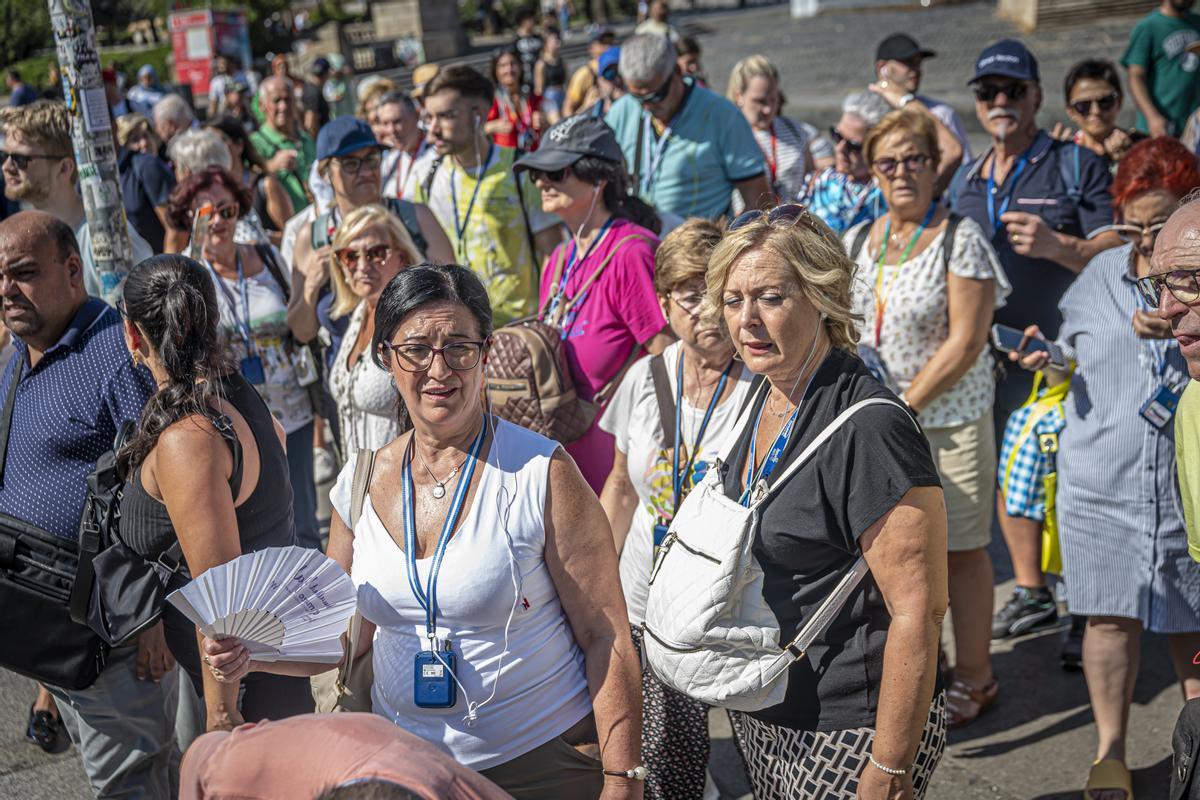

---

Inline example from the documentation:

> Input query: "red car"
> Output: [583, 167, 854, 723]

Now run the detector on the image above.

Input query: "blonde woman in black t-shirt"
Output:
[704, 205, 948, 800]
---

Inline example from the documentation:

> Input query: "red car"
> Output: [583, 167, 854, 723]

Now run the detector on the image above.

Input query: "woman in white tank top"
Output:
[202, 264, 645, 800]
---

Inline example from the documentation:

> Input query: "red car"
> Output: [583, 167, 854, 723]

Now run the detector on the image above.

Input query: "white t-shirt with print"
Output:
[599, 341, 753, 623]
[846, 215, 1009, 429]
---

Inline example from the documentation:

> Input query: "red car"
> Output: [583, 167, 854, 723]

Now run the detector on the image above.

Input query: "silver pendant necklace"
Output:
[413, 445, 468, 499]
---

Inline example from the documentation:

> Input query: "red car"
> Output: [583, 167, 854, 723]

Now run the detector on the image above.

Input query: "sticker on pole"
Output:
[81, 88, 111, 133]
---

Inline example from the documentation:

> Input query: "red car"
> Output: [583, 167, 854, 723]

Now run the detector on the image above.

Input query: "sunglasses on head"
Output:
[0, 150, 68, 170]
[630, 73, 673, 106]
[1070, 93, 1119, 116]
[528, 166, 568, 183]
[973, 82, 1030, 103]
[728, 203, 815, 233]
[829, 126, 863, 153]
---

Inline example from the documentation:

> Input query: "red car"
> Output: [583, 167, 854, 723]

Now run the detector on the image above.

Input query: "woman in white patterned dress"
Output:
[845, 108, 1009, 730]
[328, 204, 423, 455]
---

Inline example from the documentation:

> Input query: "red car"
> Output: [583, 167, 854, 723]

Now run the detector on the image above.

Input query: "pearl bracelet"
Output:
[602, 765, 648, 781]
[868, 754, 908, 776]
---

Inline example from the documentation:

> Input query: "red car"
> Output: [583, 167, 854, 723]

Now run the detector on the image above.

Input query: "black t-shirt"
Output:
[118, 148, 176, 253]
[718, 348, 940, 731]
[513, 34, 544, 93]
[300, 82, 330, 129]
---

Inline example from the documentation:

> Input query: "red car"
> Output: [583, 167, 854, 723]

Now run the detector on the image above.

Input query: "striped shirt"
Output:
[732, 116, 821, 215]
[1053, 244, 1200, 631]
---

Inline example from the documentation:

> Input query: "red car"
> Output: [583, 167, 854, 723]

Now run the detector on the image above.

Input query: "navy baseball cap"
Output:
[316, 117, 382, 160]
[513, 115, 624, 174]
[969, 39, 1040, 84]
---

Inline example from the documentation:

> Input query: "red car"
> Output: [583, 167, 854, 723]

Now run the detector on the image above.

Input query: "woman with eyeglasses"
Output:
[798, 90, 892, 234]
[201, 264, 645, 800]
[327, 204, 421, 455]
[167, 166, 322, 552]
[1052, 60, 1144, 169]
[117, 254, 313, 740]
[487, 46, 546, 151]
[1011, 137, 1200, 800]
[597, 219, 752, 800]
[845, 108, 1009, 730]
[514, 115, 671, 494]
[700, 203, 946, 799]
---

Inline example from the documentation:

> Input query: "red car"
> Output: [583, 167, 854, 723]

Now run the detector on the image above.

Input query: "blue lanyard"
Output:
[546, 216, 616, 334]
[209, 250, 257, 356]
[450, 144, 495, 259]
[401, 420, 487, 645]
[641, 114, 673, 196]
[672, 354, 734, 512]
[1129, 281, 1176, 380]
[741, 401, 800, 507]
[986, 151, 1030, 234]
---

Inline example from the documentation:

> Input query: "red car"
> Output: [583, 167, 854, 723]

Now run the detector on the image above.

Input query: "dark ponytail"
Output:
[117, 255, 232, 473]
[571, 156, 662, 235]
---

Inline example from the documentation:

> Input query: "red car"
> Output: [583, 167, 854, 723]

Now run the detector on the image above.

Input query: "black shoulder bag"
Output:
[75, 414, 242, 648]
[0, 360, 111, 689]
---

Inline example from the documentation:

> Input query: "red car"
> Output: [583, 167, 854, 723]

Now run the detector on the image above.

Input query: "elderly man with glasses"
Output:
[605, 33, 770, 223]
[948, 40, 1123, 646]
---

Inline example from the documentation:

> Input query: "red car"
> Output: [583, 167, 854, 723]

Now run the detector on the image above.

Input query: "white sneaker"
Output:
[313, 447, 337, 484]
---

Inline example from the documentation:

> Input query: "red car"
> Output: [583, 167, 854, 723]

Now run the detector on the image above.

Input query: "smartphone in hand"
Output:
[991, 324, 1067, 369]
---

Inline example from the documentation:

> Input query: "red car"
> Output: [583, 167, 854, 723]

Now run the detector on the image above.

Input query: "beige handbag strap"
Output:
[340, 448, 377, 690]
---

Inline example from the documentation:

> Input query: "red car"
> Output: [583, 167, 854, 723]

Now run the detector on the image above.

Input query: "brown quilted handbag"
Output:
[485, 234, 652, 443]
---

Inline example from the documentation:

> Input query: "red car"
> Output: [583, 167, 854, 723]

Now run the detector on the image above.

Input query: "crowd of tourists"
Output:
[3, 1, 1200, 798]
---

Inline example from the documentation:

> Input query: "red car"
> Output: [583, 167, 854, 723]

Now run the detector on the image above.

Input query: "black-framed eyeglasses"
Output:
[728, 203, 814, 233]
[0, 150, 69, 170]
[528, 166, 568, 184]
[873, 153, 932, 178]
[1135, 269, 1200, 308]
[973, 82, 1030, 103]
[1112, 220, 1168, 244]
[1069, 93, 1119, 116]
[379, 340, 487, 372]
[334, 153, 382, 176]
[629, 72, 674, 106]
[829, 126, 863, 153]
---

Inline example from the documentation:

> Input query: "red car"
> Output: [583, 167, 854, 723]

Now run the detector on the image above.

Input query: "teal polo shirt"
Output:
[249, 124, 316, 212]
[606, 79, 765, 220]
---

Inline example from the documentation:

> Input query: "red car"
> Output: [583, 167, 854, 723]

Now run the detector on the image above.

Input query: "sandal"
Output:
[945, 678, 998, 729]
[1085, 758, 1133, 800]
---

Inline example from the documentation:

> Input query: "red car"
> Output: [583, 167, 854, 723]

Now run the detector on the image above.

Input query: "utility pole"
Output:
[47, 0, 133, 305]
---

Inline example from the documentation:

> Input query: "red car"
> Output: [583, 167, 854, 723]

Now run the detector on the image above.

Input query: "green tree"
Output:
[0, 0, 51, 66]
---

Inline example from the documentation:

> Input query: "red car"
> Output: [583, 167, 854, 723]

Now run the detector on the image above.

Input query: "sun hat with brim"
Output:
[316, 117, 383, 161]
[512, 115, 624, 175]
[411, 63, 441, 98]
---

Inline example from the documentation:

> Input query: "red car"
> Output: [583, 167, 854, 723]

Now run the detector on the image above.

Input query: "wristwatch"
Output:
[603, 766, 649, 780]
[898, 93, 916, 108]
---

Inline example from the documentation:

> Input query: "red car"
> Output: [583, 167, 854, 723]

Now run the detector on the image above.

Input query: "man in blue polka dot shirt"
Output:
[0, 211, 178, 798]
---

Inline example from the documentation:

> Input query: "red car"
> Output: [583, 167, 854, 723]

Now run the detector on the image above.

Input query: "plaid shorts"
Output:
[998, 400, 1065, 521]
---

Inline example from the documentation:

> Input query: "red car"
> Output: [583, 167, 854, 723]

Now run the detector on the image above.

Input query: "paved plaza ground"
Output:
[0, 1, 1184, 797]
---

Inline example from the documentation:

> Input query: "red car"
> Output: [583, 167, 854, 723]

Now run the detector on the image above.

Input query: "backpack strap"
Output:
[513, 169, 539, 268]
[255, 243, 292, 304]
[386, 198, 429, 257]
[849, 223, 872, 262]
[1059, 142, 1083, 206]
[649, 354, 675, 449]
[941, 213, 963, 272]
[561, 234, 654, 318]
[421, 156, 443, 199]
[350, 448, 378, 528]
[0, 357, 23, 484]
[755, 398, 917, 507]
[538, 246, 569, 320]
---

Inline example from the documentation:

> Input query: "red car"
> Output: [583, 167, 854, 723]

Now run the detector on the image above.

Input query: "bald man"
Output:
[250, 76, 316, 212]
[0, 211, 173, 799]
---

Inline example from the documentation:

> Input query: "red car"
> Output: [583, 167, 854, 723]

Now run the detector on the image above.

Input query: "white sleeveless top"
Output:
[328, 418, 592, 770]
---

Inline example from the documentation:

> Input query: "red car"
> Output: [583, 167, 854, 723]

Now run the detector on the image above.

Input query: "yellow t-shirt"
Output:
[1176, 380, 1200, 562]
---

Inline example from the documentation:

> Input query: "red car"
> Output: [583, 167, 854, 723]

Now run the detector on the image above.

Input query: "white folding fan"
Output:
[167, 546, 356, 663]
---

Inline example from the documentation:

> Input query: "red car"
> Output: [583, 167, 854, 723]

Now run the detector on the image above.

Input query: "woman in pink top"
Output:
[514, 116, 673, 492]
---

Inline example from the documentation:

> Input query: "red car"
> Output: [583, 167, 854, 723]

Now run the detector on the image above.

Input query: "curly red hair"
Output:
[1111, 136, 1200, 211]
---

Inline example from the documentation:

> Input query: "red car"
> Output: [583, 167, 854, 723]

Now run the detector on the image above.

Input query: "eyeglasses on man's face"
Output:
[0, 150, 68, 171]
[379, 340, 487, 373]
[829, 126, 863, 154]
[629, 73, 673, 106]
[1135, 268, 1200, 308]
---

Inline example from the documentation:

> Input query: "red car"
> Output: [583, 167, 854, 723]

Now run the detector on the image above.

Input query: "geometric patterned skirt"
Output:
[727, 693, 946, 799]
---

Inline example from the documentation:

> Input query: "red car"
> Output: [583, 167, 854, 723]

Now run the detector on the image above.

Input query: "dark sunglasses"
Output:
[528, 166, 568, 183]
[973, 82, 1030, 103]
[728, 203, 815, 233]
[829, 126, 863, 153]
[630, 73, 673, 106]
[191, 204, 239, 221]
[1069, 93, 1119, 116]
[335, 244, 392, 269]
[0, 150, 69, 170]
[873, 153, 932, 178]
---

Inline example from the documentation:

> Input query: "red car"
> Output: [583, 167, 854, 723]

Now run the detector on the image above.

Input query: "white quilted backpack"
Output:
[642, 392, 910, 712]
